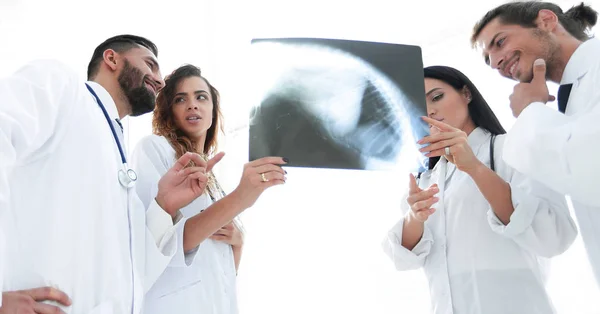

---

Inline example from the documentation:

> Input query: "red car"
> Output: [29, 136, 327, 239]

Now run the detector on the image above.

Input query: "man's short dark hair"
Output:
[87, 34, 158, 80]
[471, 2, 598, 47]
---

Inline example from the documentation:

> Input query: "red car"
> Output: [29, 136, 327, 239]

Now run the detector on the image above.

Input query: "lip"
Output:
[144, 80, 157, 94]
[502, 56, 519, 80]
[185, 113, 202, 124]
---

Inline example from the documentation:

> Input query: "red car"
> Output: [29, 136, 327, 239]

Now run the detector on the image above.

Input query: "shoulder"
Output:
[490, 133, 507, 151]
[134, 134, 174, 158]
[5, 59, 82, 97]
[14, 59, 79, 81]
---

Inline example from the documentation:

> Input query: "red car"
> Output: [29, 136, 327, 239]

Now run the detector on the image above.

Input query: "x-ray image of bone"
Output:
[248, 38, 429, 172]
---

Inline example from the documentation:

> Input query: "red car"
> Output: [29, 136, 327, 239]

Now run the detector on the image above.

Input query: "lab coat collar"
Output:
[466, 127, 489, 149]
[86, 81, 120, 122]
[560, 38, 600, 85]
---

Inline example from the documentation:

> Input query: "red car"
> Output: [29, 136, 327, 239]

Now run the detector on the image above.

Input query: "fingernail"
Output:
[282, 157, 289, 163]
[284, 170, 288, 174]
[534, 58, 545, 66]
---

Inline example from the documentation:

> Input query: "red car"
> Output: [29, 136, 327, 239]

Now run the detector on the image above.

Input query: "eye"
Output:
[432, 93, 444, 102]
[197, 94, 208, 100]
[497, 37, 505, 47]
[174, 97, 185, 104]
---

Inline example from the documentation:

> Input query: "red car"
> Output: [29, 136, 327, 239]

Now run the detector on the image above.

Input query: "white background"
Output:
[1, 0, 599, 313]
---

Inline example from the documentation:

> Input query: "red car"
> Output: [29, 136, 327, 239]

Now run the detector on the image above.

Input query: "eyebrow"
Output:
[174, 90, 209, 97]
[144, 56, 160, 71]
[425, 87, 442, 96]
[488, 32, 502, 51]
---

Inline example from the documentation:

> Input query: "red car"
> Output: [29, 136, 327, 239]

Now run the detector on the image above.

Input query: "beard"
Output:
[118, 59, 156, 117]
[522, 29, 560, 83]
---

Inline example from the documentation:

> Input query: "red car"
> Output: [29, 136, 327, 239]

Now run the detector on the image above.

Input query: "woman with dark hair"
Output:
[382, 66, 577, 314]
[131, 64, 287, 314]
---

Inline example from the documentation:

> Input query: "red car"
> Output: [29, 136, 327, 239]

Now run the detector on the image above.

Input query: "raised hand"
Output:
[156, 151, 225, 217]
[509, 58, 556, 117]
[419, 116, 482, 174]
[406, 173, 438, 222]
[229, 156, 288, 209]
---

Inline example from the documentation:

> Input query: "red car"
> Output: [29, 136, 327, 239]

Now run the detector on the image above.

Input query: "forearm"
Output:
[467, 162, 514, 224]
[401, 214, 425, 251]
[183, 191, 248, 252]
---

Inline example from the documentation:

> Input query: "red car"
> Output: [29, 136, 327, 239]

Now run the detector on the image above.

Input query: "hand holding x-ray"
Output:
[248, 38, 429, 173]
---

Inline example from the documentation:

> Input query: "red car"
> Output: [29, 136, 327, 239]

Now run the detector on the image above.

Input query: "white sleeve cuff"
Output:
[168, 216, 201, 268]
[146, 199, 176, 247]
[382, 217, 433, 270]
[487, 186, 538, 237]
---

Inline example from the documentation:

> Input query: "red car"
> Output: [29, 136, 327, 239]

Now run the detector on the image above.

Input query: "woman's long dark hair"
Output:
[423, 65, 506, 170]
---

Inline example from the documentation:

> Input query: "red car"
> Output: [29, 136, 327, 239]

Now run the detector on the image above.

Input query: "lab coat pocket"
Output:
[156, 278, 203, 299]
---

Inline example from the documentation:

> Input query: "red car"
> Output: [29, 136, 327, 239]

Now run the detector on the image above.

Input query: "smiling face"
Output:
[171, 76, 214, 142]
[475, 16, 560, 83]
[116, 46, 165, 116]
[424, 78, 474, 133]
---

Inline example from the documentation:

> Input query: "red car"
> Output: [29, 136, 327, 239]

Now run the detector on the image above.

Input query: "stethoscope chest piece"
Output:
[118, 168, 137, 189]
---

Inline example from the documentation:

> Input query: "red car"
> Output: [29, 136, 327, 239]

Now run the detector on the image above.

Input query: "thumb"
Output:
[206, 151, 225, 172]
[408, 173, 421, 194]
[532, 58, 547, 84]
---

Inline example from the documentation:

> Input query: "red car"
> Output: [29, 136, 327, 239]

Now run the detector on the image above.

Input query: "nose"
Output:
[489, 52, 504, 70]
[154, 75, 165, 91]
[187, 102, 198, 111]
[427, 108, 436, 118]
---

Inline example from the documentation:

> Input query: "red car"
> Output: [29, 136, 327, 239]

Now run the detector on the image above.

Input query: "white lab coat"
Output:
[132, 135, 238, 314]
[0, 60, 180, 313]
[382, 128, 577, 314]
[503, 38, 600, 286]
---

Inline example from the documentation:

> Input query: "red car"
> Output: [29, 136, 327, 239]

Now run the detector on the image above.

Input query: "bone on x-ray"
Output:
[248, 38, 429, 172]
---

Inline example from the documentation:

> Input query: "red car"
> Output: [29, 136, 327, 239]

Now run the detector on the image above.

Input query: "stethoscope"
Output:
[85, 83, 138, 189]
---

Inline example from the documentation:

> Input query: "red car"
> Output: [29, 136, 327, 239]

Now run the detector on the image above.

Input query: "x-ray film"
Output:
[248, 38, 429, 172]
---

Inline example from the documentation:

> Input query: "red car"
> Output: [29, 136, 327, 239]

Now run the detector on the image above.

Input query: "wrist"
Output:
[405, 210, 425, 225]
[155, 195, 176, 219]
[464, 160, 486, 177]
[228, 188, 251, 211]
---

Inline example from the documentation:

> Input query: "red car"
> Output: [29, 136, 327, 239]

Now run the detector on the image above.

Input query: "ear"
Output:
[102, 49, 119, 72]
[536, 9, 559, 32]
[461, 86, 472, 104]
